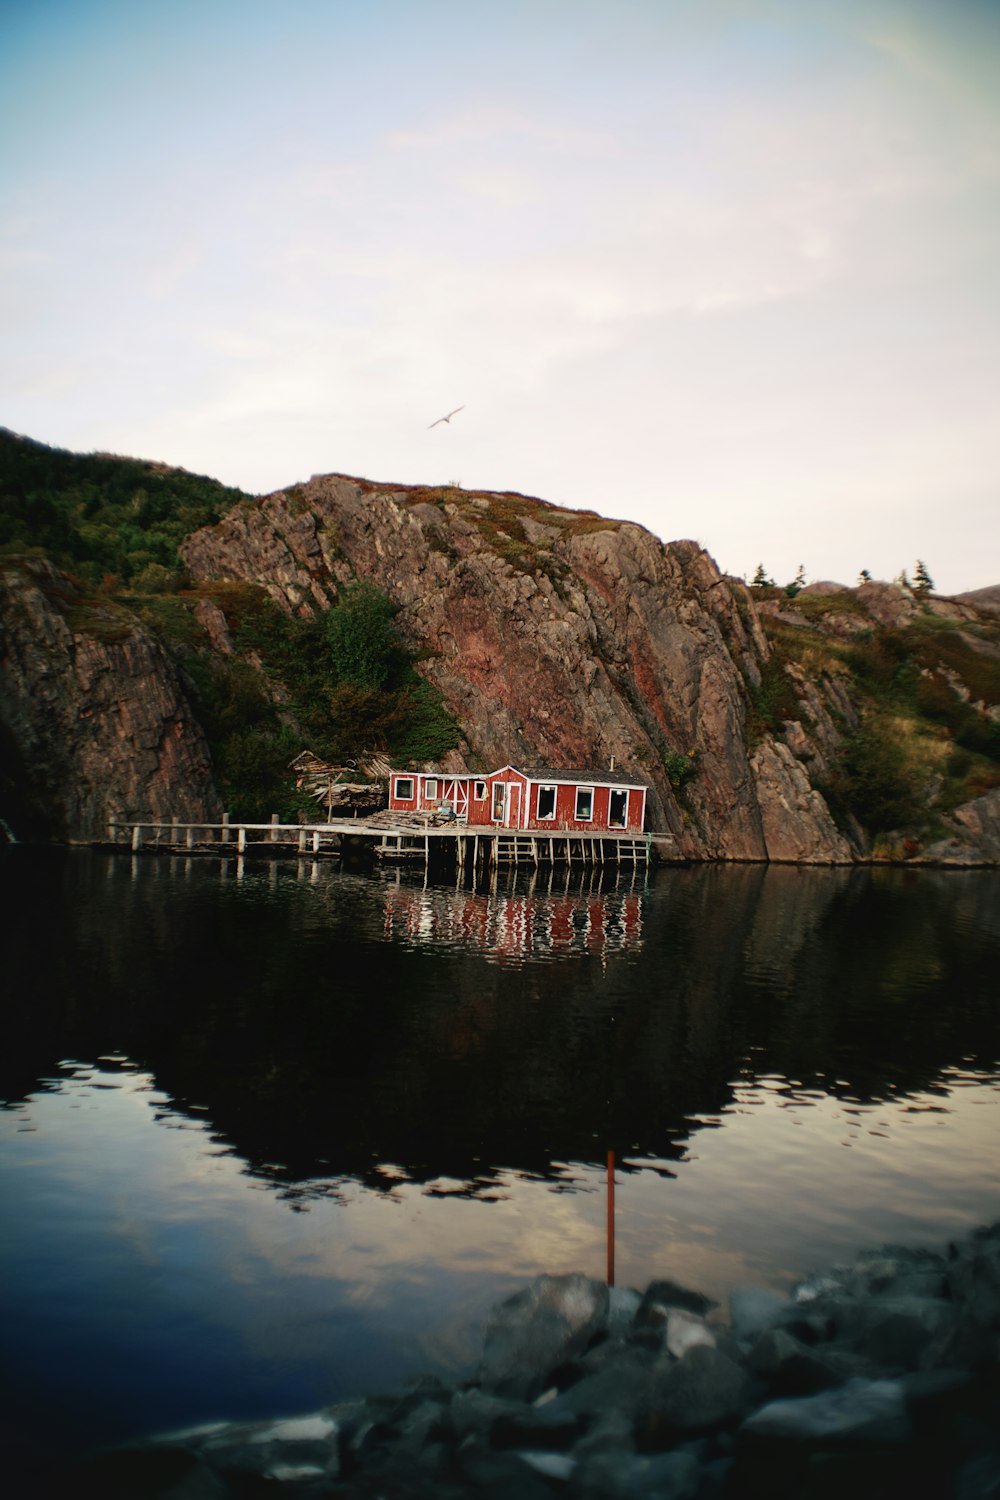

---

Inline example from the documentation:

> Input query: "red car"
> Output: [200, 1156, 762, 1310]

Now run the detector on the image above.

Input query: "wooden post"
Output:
[171, 814, 179, 846]
[237, 827, 246, 854]
[607, 1150, 616, 1287]
[298, 829, 307, 853]
[186, 824, 195, 850]
[270, 812, 279, 842]
[131, 825, 141, 852]
[312, 830, 320, 854]
[221, 811, 230, 844]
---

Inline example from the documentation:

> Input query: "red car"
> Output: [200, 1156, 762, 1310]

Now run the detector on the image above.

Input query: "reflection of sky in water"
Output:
[2, 854, 999, 1474]
[3, 1048, 998, 1469]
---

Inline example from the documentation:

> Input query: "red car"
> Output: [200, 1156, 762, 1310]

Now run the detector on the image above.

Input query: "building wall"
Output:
[524, 780, 645, 833]
[389, 772, 481, 816]
[389, 772, 419, 812]
[465, 768, 530, 828]
[466, 772, 645, 832]
[391, 768, 646, 832]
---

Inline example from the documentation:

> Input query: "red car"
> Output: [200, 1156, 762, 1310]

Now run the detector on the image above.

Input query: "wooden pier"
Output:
[106, 812, 656, 869]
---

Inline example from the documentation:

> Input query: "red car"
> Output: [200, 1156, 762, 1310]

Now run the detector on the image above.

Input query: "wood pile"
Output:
[289, 751, 386, 820]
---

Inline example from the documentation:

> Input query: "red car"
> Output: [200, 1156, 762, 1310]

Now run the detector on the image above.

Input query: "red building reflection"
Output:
[381, 869, 644, 965]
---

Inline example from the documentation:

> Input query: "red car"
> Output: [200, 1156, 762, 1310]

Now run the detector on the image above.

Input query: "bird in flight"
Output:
[428, 405, 465, 429]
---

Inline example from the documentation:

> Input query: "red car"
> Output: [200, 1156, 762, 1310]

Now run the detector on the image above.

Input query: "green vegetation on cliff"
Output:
[0, 432, 458, 819]
[137, 581, 457, 820]
[758, 588, 1000, 847]
[0, 428, 251, 589]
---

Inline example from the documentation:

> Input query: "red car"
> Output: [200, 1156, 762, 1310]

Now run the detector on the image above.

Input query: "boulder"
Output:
[748, 1328, 839, 1394]
[729, 1285, 792, 1341]
[639, 1345, 754, 1441]
[740, 1376, 910, 1444]
[479, 1273, 609, 1400]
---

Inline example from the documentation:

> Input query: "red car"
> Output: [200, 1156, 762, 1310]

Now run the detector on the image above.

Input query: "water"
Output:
[1, 849, 998, 1477]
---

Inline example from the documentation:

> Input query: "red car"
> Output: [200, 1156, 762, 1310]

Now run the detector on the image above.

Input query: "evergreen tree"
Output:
[913, 560, 934, 595]
[751, 563, 772, 587]
[785, 564, 806, 598]
[858, 568, 872, 584]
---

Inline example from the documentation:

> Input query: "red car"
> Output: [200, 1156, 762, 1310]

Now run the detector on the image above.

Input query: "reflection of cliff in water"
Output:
[3, 853, 999, 1203]
[380, 867, 644, 965]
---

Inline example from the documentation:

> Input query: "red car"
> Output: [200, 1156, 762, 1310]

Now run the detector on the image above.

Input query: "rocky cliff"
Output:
[2, 437, 998, 863]
[178, 475, 848, 863]
[0, 558, 220, 841]
[179, 474, 999, 864]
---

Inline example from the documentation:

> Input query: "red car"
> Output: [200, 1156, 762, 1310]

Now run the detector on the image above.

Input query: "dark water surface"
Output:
[1, 849, 998, 1475]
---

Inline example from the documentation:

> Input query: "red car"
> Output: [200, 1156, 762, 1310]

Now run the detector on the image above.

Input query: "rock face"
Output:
[180, 475, 855, 863]
[80, 1222, 1000, 1499]
[0, 559, 220, 840]
[3, 455, 998, 862]
[749, 739, 854, 863]
[922, 787, 1000, 866]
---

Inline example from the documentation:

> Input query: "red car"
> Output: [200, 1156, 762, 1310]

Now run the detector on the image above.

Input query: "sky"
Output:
[2, 0, 998, 594]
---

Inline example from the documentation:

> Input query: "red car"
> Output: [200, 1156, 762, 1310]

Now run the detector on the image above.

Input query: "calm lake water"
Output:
[2, 848, 999, 1477]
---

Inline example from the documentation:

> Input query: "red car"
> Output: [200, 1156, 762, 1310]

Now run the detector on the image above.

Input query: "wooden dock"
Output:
[106, 812, 657, 868]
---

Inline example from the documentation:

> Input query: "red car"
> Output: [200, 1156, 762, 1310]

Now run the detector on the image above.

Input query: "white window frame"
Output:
[536, 785, 557, 821]
[394, 776, 414, 801]
[492, 782, 506, 822]
[608, 788, 629, 827]
[424, 777, 438, 800]
[473, 780, 487, 800]
[574, 786, 594, 821]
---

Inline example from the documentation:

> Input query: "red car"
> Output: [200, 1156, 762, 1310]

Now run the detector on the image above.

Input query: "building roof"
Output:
[520, 766, 649, 789]
[392, 764, 649, 789]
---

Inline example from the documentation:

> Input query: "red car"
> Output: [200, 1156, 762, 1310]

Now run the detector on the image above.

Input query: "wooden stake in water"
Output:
[607, 1149, 615, 1287]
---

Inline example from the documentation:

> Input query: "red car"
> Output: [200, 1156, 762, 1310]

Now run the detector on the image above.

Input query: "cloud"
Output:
[1, 0, 998, 590]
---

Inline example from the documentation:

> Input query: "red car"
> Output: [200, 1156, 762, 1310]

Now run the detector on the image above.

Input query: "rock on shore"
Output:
[73, 1223, 1000, 1498]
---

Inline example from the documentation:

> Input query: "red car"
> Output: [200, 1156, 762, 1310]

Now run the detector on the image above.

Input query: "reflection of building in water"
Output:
[382, 869, 644, 963]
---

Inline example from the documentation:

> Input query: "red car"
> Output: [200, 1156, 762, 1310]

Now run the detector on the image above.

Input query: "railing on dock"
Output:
[106, 816, 656, 868]
[108, 815, 340, 855]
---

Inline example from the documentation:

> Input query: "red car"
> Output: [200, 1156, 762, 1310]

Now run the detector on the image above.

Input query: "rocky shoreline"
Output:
[73, 1223, 1000, 1498]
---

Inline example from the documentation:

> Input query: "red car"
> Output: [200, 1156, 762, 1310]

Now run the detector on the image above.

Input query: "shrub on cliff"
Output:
[0, 428, 251, 588]
[325, 582, 397, 690]
[141, 580, 458, 818]
[827, 723, 922, 834]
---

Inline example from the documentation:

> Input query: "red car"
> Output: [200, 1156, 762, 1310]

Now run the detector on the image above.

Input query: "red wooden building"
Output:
[388, 764, 648, 833]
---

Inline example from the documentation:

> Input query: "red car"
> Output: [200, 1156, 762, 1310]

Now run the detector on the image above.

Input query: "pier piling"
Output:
[103, 816, 653, 870]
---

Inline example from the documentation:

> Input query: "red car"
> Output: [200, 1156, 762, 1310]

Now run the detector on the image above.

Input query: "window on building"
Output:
[609, 789, 628, 827]
[394, 777, 414, 801]
[424, 778, 438, 800]
[474, 781, 486, 800]
[575, 787, 593, 821]
[537, 786, 557, 820]
[492, 783, 506, 820]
